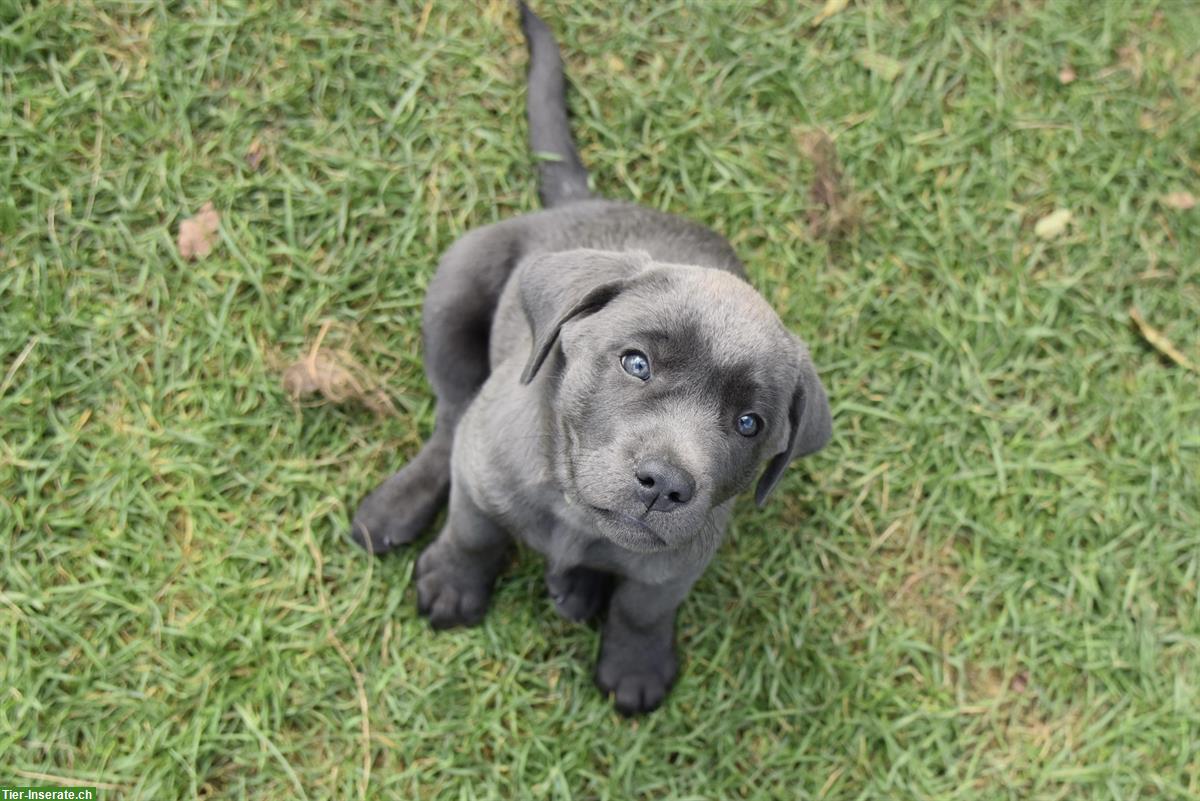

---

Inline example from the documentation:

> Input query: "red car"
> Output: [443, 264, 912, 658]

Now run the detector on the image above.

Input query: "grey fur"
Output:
[518, 0, 590, 207]
[350, 3, 832, 715]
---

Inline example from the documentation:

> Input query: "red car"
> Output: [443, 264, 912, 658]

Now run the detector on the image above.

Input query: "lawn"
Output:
[2, 0, 1199, 798]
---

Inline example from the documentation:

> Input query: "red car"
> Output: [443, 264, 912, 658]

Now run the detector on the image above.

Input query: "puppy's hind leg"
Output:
[350, 222, 524, 554]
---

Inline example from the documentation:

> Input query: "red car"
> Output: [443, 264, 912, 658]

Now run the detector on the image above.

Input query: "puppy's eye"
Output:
[735, 413, 762, 437]
[620, 350, 651, 381]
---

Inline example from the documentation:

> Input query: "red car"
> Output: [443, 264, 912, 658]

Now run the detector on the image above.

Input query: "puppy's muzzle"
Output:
[634, 458, 695, 513]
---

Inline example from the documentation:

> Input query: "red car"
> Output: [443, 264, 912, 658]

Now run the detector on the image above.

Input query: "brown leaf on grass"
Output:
[1161, 191, 1196, 210]
[1129, 307, 1198, 372]
[1034, 208, 1072, 239]
[282, 322, 397, 416]
[1058, 65, 1077, 84]
[855, 50, 904, 82]
[811, 0, 850, 27]
[245, 138, 265, 171]
[177, 202, 220, 260]
[800, 129, 860, 239]
[1117, 44, 1144, 79]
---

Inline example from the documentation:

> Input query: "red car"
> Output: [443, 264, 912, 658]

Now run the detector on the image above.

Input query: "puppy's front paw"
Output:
[546, 567, 614, 622]
[414, 543, 494, 629]
[595, 639, 678, 715]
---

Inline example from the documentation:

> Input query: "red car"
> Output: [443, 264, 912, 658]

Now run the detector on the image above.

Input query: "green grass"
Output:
[2, 0, 1199, 798]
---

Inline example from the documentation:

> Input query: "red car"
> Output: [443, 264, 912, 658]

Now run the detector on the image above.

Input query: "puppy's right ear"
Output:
[754, 342, 832, 506]
[519, 249, 649, 384]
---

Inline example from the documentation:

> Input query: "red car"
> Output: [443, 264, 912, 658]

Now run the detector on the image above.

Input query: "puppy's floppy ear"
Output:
[519, 249, 650, 384]
[754, 342, 832, 507]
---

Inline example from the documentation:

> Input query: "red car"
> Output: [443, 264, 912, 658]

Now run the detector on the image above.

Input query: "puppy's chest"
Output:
[504, 494, 680, 580]
[463, 447, 631, 575]
[519, 507, 596, 572]
[476, 474, 608, 572]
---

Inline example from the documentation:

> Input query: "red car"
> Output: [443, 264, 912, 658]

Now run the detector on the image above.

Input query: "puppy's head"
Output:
[520, 249, 831, 553]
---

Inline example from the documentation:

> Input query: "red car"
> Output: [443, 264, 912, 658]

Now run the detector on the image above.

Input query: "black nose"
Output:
[634, 459, 696, 513]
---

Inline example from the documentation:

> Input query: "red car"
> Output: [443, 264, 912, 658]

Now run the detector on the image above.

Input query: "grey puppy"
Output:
[350, 2, 832, 715]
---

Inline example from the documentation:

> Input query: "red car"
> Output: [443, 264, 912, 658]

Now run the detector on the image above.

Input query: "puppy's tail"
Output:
[518, 1, 591, 208]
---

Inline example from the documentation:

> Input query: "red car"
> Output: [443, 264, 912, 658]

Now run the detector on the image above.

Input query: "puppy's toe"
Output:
[348, 519, 402, 555]
[414, 544, 493, 629]
[350, 466, 448, 555]
[350, 504, 436, 555]
[595, 666, 672, 714]
[615, 673, 668, 716]
[427, 588, 486, 629]
[595, 637, 677, 715]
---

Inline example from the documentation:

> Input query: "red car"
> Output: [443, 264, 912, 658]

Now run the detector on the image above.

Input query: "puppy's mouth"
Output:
[589, 505, 668, 549]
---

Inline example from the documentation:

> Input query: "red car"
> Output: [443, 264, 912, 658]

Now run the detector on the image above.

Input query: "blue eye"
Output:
[621, 351, 651, 380]
[735, 413, 762, 437]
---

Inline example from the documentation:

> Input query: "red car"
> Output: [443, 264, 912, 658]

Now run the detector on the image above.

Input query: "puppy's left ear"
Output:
[754, 342, 832, 506]
[519, 248, 650, 384]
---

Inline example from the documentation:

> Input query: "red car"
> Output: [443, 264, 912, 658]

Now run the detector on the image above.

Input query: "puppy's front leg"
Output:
[595, 576, 694, 715]
[415, 489, 510, 630]
[546, 565, 614, 623]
